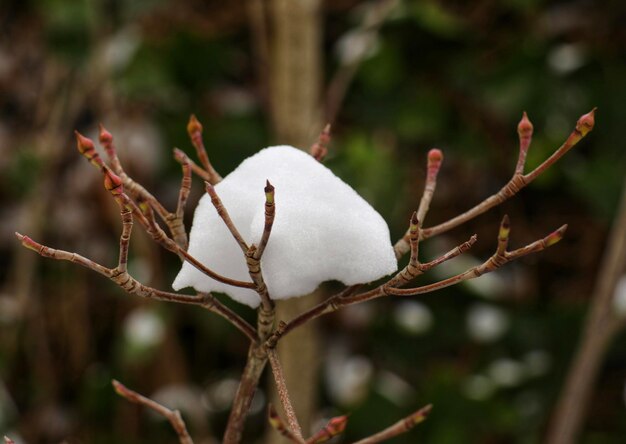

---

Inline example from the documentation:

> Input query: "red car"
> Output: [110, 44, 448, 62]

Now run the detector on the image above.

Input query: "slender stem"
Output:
[187, 114, 222, 184]
[267, 349, 304, 440]
[174, 148, 213, 182]
[351, 404, 432, 444]
[416, 109, 595, 243]
[112, 380, 194, 444]
[269, 221, 564, 345]
[205, 182, 249, 253]
[223, 345, 268, 444]
[547, 175, 626, 444]
[268, 405, 306, 444]
[255, 181, 276, 259]
[117, 206, 132, 272]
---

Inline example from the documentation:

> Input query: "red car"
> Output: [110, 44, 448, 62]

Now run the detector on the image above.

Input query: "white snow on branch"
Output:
[173, 146, 397, 307]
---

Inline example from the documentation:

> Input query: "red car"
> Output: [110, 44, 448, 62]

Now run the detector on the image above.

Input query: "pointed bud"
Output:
[517, 112, 533, 138]
[265, 180, 275, 204]
[98, 123, 113, 145]
[325, 415, 349, 436]
[75, 130, 103, 167]
[103, 166, 124, 197]
[267, 404, 285, 431]
[5, 436, 15, 444]
[173, 148, 189, 164]
[409, 404, 433, 425]
[410, 211, 419, 233]
[427, 148, 443, 179]
[187, 114, 203, 137]
[576, 108, 596, 137]
[310, 124, 331, 161]
[111, 379, 132, 399]
[544, 224, 568, 247]
[15, 232, 42, 253]
[499, 214, 511, 241]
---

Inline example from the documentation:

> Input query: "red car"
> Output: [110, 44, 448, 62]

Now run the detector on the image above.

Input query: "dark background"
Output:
[1, 0, 625, 442]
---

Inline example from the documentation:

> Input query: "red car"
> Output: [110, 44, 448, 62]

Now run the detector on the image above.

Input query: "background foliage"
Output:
[1, 0, 625, 442]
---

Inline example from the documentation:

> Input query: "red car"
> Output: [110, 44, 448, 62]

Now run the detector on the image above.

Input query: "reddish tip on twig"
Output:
[98, 123, 113, 145]
[517, 111, 533, 137]
[576, 108, 597, 137]
[173, 148, 189, 164]
[545, 224, 568, 247]
[187, 114, 203, 136]
[111, 379, 128, 396]
[102, 165, 124, 196]
[410, 404, 433, 425]
[427, 148, 443, 178]
[310, 124, 332, 162]
[74, 130, 94, 154]
[15, 232, 41, 252]
[4, 436, 15, 444]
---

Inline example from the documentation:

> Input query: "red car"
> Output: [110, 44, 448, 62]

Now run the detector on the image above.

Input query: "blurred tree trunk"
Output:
[263, 0, 323, 442]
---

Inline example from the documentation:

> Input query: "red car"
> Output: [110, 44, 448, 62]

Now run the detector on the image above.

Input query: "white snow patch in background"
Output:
[466, 303, 509, 343]
[393, 301, 433, 335]
[173, 146, 397, 307]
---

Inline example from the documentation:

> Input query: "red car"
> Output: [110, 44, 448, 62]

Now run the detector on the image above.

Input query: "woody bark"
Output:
[266, 0, 323, 441]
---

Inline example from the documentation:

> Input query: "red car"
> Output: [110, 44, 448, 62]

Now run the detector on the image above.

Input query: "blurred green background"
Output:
[1, 0, 625, 443]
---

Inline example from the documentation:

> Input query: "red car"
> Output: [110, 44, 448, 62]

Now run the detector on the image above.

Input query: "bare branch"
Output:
[395, 148, 443, 258]
[267, 349, 304, 441]
[174, 147, 212, 182]
[267, 404, 306, 444]
[205, 181, 249, 253]
[269, 218, 563, 344]
[351, 404, 432, 444]
[309, 124, 331, 162]
[413, 109, 595, 242]
[187, 114, 222, 184]
[175, 149, 192, 220]
[254, 180, 276, 260]
[112, 380, 194, 444]
[306, 414, 349, 443]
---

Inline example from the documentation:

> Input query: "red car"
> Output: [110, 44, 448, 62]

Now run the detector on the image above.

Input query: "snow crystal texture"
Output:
[173, 145, 397, 307]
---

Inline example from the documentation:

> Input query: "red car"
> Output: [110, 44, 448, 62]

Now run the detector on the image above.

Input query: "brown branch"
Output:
[174, 147, 213, 182]
[187, 115, 222, 184]
[547, 176, 626, 444]
[412, 109, 595, 243]
[254, 180, 276, 259]
[268, 218, 562, 344]
[205, 181, 249, 253]
[309, 124, 331, 162]
[306, 414, 349, 443]
[351, 404, 432, 444]
[267, 349, 304, 441]
[395, 148, 443, 258]
[112, 380, 194, 444]
[15, 232, 257, 341]
[268, 404, 306, 444]
[223, 345, 269, 444]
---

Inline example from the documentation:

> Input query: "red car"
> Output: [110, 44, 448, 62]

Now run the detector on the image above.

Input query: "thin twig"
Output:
[112, 380, 194, 444]
[410, 109, 595, 244]
[309, 124, 331, 162]
[351, 404, 432, 444]
[267, 404, 306, 444]
[268, 218, 564, 345]
[174, 147, 213, 182]
[205, 182, 249, 253]
[187, 115, 222, 184]
[306, 414, 349, 444]
[547, 176, 626, 444]
[395, 148, 443, 258]
[254, 180, 276, 259]
[267, 349, 304, 441]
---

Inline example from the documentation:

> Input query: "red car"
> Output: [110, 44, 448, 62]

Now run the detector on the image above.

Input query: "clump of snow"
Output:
[173, 145, 397, 307]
